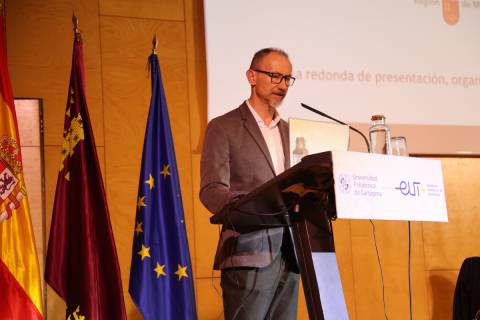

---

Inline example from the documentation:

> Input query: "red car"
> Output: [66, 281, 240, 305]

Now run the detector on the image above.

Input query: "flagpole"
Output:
[72, 11, 81, 42]
[152, 33, 158, 54]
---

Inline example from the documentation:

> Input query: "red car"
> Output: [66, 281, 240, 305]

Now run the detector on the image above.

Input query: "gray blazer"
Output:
[200, 102, 290, 269]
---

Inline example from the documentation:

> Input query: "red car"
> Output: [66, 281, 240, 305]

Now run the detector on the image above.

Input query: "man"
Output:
[200, 48, 299, 319]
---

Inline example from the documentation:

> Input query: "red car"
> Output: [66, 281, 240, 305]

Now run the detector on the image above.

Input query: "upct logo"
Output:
[337, 174, 352, 194]
[395, 181, 421, 196]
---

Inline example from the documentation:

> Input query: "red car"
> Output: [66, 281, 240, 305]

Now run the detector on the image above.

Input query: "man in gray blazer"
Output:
[200, 48, 299, 319]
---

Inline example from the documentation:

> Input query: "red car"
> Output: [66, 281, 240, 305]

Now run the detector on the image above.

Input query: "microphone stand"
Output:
[300, 103, 371, 153]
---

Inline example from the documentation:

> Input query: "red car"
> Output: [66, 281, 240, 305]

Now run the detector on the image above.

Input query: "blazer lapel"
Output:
[240, 103, 276, 175]
[279, 120, 290, 169]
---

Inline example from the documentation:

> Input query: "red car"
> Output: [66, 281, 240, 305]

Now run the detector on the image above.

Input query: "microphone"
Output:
[300, 103, 371, 153]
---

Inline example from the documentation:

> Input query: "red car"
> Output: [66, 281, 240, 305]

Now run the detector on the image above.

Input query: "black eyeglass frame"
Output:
[252, 69, 296, 86]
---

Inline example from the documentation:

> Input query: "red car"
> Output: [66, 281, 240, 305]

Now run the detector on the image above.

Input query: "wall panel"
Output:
[196, 277, 223, 320]
[423, 158, 480, 270]
[99, 0, 184, 21]
[6, 0, 104, 146]
[350, 219, 429, 320]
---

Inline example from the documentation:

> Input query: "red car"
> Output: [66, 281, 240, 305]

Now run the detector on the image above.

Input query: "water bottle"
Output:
[369, 115, 392, 155]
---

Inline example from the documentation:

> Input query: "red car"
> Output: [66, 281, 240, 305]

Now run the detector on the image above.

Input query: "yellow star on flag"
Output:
[137, 196, 146, 209]
[137, 244, 151, 261]
[135, 222, 143, 236]
[160, 164, 171, 179]
[154, 262, 167, 278]
[174, 264, 189, 280]
[145, 174, 155, 190]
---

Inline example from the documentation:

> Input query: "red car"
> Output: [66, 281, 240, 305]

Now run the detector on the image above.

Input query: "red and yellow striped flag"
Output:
[0, 15, 44, 319]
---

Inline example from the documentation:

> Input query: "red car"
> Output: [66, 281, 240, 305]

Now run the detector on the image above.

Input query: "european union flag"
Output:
[129, 51, 197, 320]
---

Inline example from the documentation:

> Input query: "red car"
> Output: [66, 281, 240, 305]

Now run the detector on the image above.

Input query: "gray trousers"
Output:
[221, 251, 299, 320]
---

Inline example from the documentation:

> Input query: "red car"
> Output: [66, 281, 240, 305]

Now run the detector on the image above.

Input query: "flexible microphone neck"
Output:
[300, 103, 371, 153]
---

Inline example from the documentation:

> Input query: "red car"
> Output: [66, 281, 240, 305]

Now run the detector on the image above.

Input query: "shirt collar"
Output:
[245, 100, 281, 128]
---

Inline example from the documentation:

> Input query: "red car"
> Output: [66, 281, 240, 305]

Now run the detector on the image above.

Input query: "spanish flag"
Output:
[0, 15, 44, 320]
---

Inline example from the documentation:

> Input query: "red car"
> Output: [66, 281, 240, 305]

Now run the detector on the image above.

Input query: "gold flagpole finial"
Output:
[152, 33, 158, 54]
[72, 11, 80, 35]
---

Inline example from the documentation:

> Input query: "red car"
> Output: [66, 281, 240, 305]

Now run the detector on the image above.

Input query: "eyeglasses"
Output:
[253, 69, 296, 86]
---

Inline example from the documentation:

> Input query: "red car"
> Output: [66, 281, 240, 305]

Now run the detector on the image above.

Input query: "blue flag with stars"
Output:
[129, 52, 197, 319]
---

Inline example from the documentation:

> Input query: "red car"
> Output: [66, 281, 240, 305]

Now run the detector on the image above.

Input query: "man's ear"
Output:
[246, 69, 256, 86]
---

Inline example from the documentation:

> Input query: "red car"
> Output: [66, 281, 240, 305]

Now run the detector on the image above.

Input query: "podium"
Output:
[210, 151, 344, 320]
[210, 150, 448, 320]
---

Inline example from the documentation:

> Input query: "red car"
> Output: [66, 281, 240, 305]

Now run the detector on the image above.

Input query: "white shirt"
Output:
[246, 100, 285, 175]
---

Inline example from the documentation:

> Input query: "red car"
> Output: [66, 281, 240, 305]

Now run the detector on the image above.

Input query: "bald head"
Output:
[249, 48, 290, 70]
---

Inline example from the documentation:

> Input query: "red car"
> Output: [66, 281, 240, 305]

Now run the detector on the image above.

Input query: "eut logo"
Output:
[395, 181, 421, 196]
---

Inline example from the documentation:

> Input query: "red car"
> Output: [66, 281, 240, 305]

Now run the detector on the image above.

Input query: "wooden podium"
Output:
[210, 151, 345, 320]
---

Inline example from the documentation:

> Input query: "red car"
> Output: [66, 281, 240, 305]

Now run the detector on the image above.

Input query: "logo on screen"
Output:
[415, 0, 461, 26]
[395, 181, 422, 196]
[442, 0, 459, 25]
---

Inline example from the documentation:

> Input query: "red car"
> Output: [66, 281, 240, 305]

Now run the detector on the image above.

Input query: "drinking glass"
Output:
[390, 136, 408, 156]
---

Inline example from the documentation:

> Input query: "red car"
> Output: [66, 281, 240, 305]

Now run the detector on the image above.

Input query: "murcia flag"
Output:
[44, 21, 126, 320]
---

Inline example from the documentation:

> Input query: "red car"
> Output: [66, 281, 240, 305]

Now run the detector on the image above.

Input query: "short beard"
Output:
[268, 98, 284, 109]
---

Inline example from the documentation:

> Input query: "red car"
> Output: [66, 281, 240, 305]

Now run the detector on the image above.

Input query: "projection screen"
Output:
[204, 0, 480, 155]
